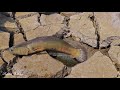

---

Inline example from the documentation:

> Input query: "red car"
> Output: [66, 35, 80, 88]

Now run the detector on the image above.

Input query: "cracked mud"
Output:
[0, 12, 120, 78]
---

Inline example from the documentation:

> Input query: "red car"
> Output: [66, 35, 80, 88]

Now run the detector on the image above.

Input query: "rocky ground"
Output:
[0, 12, 120, 78]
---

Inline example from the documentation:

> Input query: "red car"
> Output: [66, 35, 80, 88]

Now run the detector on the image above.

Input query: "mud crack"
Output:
[14, 18, 27, 41]
[51, 66, 72, 78]
[89, 12, 100, 49]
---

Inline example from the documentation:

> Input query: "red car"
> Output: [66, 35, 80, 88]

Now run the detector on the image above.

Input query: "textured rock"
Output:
[108, 46, 120, 64]
[25, 25, 64, 40]
[40, 13, 64, 26]
[0, 32, 10, 50]
[66, 51, 118, 78]
[1, 12, 120, 78]
[14, 33, 25, 45]
[0, 14, 19, 33]
[94, 12, 120, 47]
[18, 13, 40, 32]
[1, 50, 15, 63]
[15, 12, 38, 18]
[69, 12, 97, 47]
[111, 39, 120, 46]
[25, 14, 65, 40]
[12, 53, 64, 78]
[0, 57, 4, 67]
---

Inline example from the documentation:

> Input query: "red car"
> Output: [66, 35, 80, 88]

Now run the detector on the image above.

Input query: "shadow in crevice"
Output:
[0, 12, 16, 47]
[0, 12, 16, 77]
[0, 12, 15, 32]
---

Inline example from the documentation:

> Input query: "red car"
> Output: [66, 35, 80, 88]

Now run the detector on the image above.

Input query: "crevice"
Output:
[9, 32, 14, 47]
[51, 66, 72, 78]
[0, 50, 19, 77]
[38, 13, 41, 25]
[0, 62, 8, 78]
[53, 15, 70, 39]
[89, 12, 100, 49]
[6, 56, 19, 75]
[101, 50, 120, 75]
[39, 12, 57, 15]
[53, 27, 70, 39]
[63, 16, 70, 27]
[38, 13, 42, 26]
[108, 55, 120, 74]
[14, 18, 27, 41]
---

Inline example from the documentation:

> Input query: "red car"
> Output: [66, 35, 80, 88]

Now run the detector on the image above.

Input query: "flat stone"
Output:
[108, 46, 120, 64]
[66, 51, 118, 78]
[1, 50, 15, 63]
[69, 12, 97, 47]
[0, 32, 10, 50]
[25, 24, 64, 40]
[0, 14, 19, 33]
[12, 53, 64, 78]
[40, 13, 64, 26]
[14, 33, 25, 45]
[18, 13, 40, 32]
[94, 12, 120, 47]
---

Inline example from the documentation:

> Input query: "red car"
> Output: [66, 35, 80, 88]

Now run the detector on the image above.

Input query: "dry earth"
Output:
[0, 12, 120, 78]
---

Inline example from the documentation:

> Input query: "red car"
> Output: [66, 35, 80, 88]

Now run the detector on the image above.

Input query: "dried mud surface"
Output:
[0, 12, 120, 78]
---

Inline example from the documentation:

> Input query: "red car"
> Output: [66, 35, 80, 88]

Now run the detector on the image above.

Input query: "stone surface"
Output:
[0, 12, 120, 78]
[12, 53, 64, 78]
[108, 46, 120, 64]
[15, 12, 38, 18]
[0, 57, 4, 67]
[111, 39, 120, 46]
[0, 13, 19, 33]
[18, 13, 40, 32]
[14, 33, 25, 45]
[69, 12, 97, 47]
[1, 50, 15, 63]
[66, 51, 118, 78]
[25, 25, 64, 40]
[40, 13, 64, 26]
[94, 12, 120, 47]
[25, 13, 65, 40]
[0, 32, 10, 50]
